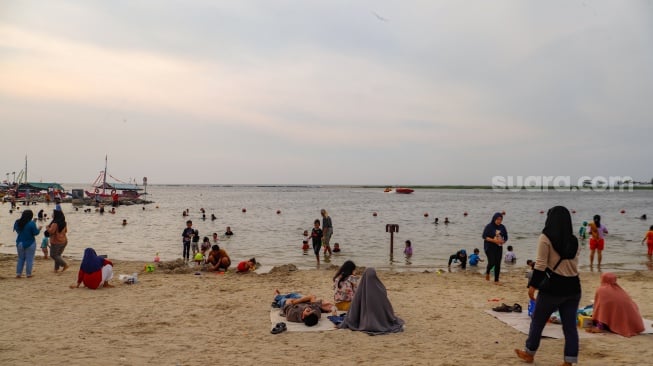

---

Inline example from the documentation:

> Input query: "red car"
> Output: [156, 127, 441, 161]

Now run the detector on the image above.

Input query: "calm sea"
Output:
[1, 186, 651, 272]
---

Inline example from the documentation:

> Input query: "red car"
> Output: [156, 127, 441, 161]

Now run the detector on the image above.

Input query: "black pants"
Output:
[485, 244, 503, 282]
[183, 242, 191, 260]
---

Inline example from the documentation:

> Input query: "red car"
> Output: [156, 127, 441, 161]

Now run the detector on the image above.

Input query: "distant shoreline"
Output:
[137, 184, 653, 190]
[28, 183, 653, 190]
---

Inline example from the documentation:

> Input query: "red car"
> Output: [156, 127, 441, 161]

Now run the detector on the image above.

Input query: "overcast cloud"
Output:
[1, 0, 651, 185]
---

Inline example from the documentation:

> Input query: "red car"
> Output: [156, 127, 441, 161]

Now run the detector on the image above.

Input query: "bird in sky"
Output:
[371, 11, 389, 22]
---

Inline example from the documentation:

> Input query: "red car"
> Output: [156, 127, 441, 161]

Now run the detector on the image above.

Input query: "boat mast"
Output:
[103, 155, 108, 195]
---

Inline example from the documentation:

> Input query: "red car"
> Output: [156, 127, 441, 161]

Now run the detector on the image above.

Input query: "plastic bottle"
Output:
[528, 299, 536, 317]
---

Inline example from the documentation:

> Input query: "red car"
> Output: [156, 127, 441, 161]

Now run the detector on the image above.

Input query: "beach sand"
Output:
[1, 254, 652, 366]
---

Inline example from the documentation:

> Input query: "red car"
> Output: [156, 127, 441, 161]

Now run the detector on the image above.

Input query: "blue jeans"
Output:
[274, 293, 302, 308]
[16, 243, 36, 277]
[525, 291, 581, 364]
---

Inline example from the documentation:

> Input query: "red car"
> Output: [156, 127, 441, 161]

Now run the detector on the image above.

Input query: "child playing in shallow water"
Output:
[578, 221, 588, 243]
[302, 230, 310, 255]
[448, 249, 467, 269]
[504, 245, 516, 263]
[404, 240, 413, 257]
[468, 248, 483, 266]
[642, 225, 653, 261]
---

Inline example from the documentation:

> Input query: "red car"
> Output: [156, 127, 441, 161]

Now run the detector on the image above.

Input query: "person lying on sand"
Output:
[273, 289, 336, 326]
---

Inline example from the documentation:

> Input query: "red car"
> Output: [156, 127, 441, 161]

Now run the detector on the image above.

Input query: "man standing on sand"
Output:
[321, 209, 333, 256]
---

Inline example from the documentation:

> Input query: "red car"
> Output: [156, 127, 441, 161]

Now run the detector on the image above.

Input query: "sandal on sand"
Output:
[271, 322, 287, 334]
[511, 303, 522, 313]
[514, 349, 534, 363]
[493, 303, 513, 312]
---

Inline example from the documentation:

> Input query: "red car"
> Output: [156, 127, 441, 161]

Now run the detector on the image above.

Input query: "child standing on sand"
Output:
[41, 231, 50, 259]
[642, 225, 653, 261]
[311, 219, 323, 265]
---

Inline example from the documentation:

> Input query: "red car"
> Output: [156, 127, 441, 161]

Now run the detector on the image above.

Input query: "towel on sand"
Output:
[485, 310, 653, 339]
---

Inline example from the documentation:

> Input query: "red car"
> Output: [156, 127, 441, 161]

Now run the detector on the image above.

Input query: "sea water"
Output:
[0, 185, 651, 272]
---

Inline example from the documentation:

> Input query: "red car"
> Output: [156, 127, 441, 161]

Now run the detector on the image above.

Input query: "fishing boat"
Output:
[85, 157, 143, 200]
[384, 187, 414, 194]
[395, 188, 414, 194]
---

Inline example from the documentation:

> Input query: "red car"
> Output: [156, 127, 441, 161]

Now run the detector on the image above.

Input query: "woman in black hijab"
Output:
[482, 212, 508, 283]
[515, 206, 580, 366]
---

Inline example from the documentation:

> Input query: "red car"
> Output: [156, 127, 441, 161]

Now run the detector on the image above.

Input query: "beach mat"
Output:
[485, 310, 653, 339]
[270, 308, 338, 332]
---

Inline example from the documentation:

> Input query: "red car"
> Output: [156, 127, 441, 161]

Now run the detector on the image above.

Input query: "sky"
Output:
[1, 0, 652, 186]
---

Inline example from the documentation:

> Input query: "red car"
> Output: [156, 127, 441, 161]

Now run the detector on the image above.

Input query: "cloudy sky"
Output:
[1, 0, 651, 185]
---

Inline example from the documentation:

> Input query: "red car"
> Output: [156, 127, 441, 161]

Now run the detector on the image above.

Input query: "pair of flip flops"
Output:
[493, 303, 522, 313]
[271, 322, 287, 334]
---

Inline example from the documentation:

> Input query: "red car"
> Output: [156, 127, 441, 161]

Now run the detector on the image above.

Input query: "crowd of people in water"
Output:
[8, 199, 650, 365]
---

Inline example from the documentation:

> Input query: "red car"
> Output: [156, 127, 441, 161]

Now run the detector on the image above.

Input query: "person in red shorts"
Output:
[588, 215, 608, 267]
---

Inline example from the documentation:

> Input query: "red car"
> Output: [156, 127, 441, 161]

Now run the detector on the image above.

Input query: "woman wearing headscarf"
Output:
[515, 206, 581, 366]
[588, 272, 644, 337]
[70, 248, 114, 289]
[47, 209, 69, 272]
[320, 209, 333, 256]
[14, 209, 42, 278]
[333, 260, 358, 311]
[338, 268, 404, 335]
[482, 212, 508, 283]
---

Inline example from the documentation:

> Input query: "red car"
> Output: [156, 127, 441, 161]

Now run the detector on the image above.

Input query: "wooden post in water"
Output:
[386, 224, 399, 259]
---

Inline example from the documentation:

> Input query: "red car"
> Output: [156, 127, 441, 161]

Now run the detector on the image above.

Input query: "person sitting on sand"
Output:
[273, 290, 337, 326]
[587, 272, 644, 337]
[338, 268, 404, 335]
[333, 260, 358, 311]
[207, 244, 231, 271]
[70, 248, 114, 289]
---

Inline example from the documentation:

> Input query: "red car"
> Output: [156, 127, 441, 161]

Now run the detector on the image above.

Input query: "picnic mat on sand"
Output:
[485, 310, 653, 339]
[270, 308, 339, 332]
